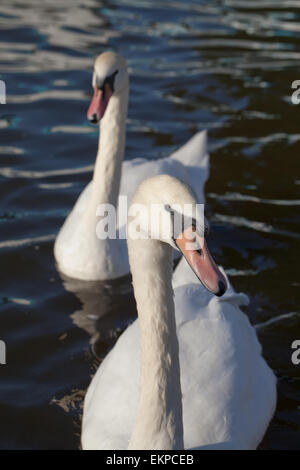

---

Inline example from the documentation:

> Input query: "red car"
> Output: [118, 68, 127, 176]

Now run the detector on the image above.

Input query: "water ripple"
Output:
[209, 192, 300, 206]
[0, 233, 55, 250]
[214, 214, 300, 240]
[0, 0, 299, 450]
[0, 165, 93, 179]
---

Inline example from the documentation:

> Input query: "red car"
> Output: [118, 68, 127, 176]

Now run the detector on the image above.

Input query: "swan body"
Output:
[82, 175, 276, 450]
[54, 52, 209, 281]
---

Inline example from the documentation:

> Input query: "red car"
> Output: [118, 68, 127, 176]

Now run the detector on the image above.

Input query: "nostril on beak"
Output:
[216, 280, 227, 297]
[88, 113, 99, 124]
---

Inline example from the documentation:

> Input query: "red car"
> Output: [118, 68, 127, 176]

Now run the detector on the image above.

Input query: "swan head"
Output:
[87, 52, 128, 124]
[128, 175, 227, 297]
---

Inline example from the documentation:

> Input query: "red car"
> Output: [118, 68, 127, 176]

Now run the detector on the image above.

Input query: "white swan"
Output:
[54, 52, 209, 281]
[82, 175, 276, 450]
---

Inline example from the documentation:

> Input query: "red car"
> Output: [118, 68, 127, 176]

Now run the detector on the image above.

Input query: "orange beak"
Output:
[176, 225, 227, 297]
[87, 83, 112, 124]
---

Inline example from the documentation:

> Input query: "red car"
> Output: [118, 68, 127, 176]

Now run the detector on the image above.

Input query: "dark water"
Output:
[0, 0, 299, 450]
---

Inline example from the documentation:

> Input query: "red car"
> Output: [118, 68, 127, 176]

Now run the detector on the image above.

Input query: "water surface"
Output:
[0, 0, 299, 449]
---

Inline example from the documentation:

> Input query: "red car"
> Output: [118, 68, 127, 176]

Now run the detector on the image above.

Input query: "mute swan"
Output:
[82, 175, 276, 450]
[54, 52, 209, 281]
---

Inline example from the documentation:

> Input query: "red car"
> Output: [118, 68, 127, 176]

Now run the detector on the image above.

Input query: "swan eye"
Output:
[191, 217, 209, 237]
[96, 70, 118, 92]
[165, 206, 208, 240]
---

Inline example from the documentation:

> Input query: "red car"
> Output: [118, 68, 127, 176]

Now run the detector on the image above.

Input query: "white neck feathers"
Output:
[85, 82, 129, 223]
[127, 238, 184, 450]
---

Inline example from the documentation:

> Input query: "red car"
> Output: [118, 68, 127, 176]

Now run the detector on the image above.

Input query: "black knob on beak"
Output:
[216, 280, 227, 297]
[88, 113, 99, 124]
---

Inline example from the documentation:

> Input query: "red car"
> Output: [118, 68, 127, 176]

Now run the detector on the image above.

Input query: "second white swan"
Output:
[54, 52, 209, 281]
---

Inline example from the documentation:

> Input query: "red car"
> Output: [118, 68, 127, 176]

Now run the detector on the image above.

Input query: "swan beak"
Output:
[87, 83, 112, 124]
[176, 226, 227, 297]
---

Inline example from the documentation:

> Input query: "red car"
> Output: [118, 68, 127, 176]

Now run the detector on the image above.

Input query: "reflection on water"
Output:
[0, 0, 299, 450]
[61, 272, 135, 359]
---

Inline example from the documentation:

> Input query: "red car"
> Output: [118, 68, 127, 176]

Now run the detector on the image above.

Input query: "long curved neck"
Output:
[86, 82, 128, 221]
[127, 238, 184, 450]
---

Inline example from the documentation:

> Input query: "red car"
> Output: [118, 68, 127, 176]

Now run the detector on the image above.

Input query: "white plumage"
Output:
[54, 52, 209, 281]
[82, 176, 276, 450]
